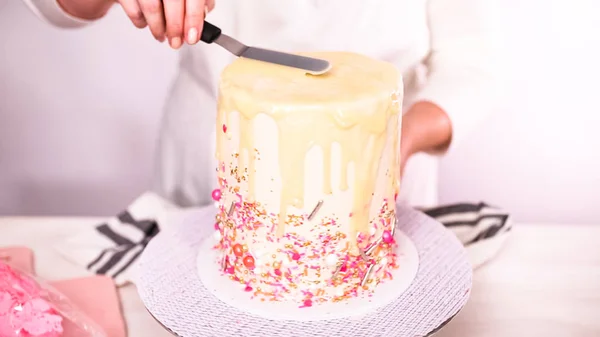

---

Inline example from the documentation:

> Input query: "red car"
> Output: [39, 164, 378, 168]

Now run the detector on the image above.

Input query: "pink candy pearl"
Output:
[382, 230, 394, 244]
[211, 188, 222, 201]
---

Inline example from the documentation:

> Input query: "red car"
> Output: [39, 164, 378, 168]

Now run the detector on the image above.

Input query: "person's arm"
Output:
[401, 0, 499, 170]
[22, 0, 111, 28]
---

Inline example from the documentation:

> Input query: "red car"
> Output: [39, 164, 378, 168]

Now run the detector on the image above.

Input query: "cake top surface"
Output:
[219, 51, 400, 119]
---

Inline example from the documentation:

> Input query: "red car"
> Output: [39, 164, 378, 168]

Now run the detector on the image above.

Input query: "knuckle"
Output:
[128, 10, 144, 21]
[186, 12, 204, 23]
[140, 0, 162, 14]
[167, 22, 183, 35]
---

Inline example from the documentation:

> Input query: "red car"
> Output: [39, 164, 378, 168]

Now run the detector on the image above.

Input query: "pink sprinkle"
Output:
[303, 299, 312, 307]
[226, 267, 235, 274]
[244, 285, 253, 292]
[214, 222, 220, 230]
[274, 269, 282, 276]
[211, 188, 222, 201]
[349, 212, 353, 217]
[222, 124, 227, 133]
[382, 230, 394, 244]
[292, 252, 301, 261]
[340, 264, 347, 272]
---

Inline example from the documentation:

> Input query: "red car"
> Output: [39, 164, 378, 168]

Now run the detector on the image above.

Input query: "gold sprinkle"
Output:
[359, 249, 371, 262]
[361, 263, 375, 287]
[331, 263, 343, 280]
[221, 255, 227, 272]
[365, 238, 382, 256]
[308, 200, 323, 220]
[228, 202, 236, 216]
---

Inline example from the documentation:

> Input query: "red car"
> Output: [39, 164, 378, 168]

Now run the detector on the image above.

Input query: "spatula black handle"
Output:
[201, 21, 222, 44]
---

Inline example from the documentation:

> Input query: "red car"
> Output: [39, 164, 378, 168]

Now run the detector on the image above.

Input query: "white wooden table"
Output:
[1, 217, 599, 337]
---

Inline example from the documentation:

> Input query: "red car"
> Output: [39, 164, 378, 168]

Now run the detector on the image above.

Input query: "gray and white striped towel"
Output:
[54, 193, 511, 286]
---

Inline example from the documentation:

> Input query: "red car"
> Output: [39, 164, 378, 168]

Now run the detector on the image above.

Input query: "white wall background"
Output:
[1, 0, 599, 224]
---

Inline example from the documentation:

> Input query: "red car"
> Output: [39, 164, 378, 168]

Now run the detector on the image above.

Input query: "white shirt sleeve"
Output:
[22, 0, 91, 28]
[414, 0, 500, 153]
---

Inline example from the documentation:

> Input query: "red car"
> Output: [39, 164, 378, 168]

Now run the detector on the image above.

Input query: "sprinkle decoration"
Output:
[307, 200, 324, 220]
[382, 230, 394, 244]
[233, 244, 244, 257]
[360, 263, 376, 287]
[221, 255, 228, 272]
[331, 263, 344, 280]
[360, 216, 398, 287]
[359, 249, 371, 263]
[227, 201, 236, 217]
[213, 152, 400, 304]
[243, 256, 255, 269]
[211, 188, 222, 201]
[365, 238, 382, 256]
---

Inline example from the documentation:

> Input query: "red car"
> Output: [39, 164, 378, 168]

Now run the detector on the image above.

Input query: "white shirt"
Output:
[23, 0, 498, 208]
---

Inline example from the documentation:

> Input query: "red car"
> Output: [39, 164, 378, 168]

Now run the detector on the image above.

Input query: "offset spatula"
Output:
[200, 21, 332, 75]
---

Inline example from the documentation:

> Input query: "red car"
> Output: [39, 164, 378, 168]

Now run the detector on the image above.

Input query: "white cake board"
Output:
[137, 204, 472, 337]
[197, 229, 419, 321]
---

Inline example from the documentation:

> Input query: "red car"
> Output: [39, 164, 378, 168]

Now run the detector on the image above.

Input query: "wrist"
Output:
[57, 0, 113, 20]
[401, 101, 452, 156]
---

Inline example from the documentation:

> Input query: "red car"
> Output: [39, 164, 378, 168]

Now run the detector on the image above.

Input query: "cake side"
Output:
[211, 51, 403, 305]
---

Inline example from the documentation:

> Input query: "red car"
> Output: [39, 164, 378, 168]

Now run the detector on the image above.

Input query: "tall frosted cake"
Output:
[211, 51, 403, 306]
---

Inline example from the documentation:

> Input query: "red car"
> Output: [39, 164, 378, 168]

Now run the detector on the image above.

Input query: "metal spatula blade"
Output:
[200, 21, 331, 75]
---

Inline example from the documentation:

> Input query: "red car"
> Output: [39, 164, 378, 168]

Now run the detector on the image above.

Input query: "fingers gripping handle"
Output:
[201, 21, 222, 43]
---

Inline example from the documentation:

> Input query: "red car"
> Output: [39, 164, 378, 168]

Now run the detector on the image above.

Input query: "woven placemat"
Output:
[137, 205, 472, 337]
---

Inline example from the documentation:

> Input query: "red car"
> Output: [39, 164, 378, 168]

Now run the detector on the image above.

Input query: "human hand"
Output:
[116, 0, 216, 48]
[399, 101, 453, 176]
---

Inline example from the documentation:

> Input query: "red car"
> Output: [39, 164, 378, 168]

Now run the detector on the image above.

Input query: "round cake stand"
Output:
[136, 205, 472, 337]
